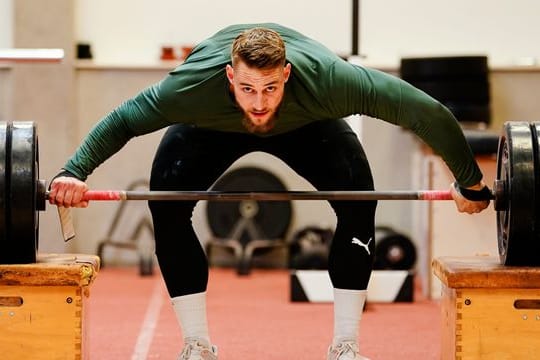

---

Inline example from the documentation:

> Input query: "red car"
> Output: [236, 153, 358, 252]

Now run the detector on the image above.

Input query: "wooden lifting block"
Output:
[433, 256, 540, 360]
[0, 253, 100, 360]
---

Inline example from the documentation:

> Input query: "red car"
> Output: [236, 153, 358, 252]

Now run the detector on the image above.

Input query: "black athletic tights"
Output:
[148, 119, 376, 298]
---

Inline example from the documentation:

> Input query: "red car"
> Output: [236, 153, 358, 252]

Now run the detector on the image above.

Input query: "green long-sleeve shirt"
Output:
[65, 23, 482, 186]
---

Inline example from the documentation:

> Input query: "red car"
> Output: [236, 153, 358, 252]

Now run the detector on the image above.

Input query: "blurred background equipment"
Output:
[96, 179, 155, 276]
[206, 167, 292, 275]
[400, 55, 500, 157]
[400, 56, 491, 127]
[76, 43, 93, 59]
[288, 226, 333, 270]
[374, 226, 417, 271]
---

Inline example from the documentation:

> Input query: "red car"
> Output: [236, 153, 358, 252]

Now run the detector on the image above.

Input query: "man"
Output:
[49, 24, 490, 359]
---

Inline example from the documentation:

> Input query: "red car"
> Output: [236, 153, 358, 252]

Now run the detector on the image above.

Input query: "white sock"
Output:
[171, 292, 210, 344]
[333, 288, 367, 345]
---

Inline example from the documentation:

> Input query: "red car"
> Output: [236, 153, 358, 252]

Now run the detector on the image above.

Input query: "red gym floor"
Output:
[87, 266, 440, 359]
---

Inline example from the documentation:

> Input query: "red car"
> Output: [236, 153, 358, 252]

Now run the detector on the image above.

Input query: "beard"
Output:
[241, 113, 277, 134]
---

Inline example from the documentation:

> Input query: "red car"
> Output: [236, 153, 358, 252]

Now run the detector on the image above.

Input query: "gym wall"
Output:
[76, 0, 540, 67]
[2, 1, 540, 66]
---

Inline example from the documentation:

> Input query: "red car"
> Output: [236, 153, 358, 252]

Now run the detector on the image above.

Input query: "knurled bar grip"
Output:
[59, 190, 456, 201]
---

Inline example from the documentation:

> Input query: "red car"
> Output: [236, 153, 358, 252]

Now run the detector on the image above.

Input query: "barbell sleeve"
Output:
[59, 189, 457, 201]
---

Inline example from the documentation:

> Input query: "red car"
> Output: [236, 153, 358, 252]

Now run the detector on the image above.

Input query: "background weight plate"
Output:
[497, 122, 538, 266]
[373, 226, 417, 270]
[207, 167, 292, 246]
[8, 121, 38, 263]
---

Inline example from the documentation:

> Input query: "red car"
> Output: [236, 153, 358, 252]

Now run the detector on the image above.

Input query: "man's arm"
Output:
[63, 84, 174, 180]
[50, 81, 175, 207]
[327, 61, 489, 213]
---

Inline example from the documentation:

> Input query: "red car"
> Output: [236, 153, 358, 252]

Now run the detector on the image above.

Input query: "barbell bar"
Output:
[44, 189, 459, 202]
[0, 121, 537, 267]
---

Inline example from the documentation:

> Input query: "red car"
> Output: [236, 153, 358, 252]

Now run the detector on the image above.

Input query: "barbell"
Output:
[0, 121, 537, 267]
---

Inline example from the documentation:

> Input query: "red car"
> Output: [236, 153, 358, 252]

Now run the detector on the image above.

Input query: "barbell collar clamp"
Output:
[493, 179, 508, 211]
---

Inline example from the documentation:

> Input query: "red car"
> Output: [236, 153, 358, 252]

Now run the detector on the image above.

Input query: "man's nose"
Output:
[253, 93, 266, 109]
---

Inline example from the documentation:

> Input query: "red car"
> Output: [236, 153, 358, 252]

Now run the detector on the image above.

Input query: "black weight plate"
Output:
[400, 56, 488, 81]
[497, 122, 538, 266]
[409, 80, 490, 103]
[7, 121, 38, 264]
[531, 122, 540, 247]
[0, 122, 7, 260]
[207, 167, 292, 246]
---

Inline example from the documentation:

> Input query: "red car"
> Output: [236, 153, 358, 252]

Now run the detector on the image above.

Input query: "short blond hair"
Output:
[231, 27, 286, 69]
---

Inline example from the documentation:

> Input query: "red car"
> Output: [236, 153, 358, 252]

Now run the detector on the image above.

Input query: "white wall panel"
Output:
[75, 0, 540, 66]
[0, 0, 13, 48]
[75, 0, 351, 64]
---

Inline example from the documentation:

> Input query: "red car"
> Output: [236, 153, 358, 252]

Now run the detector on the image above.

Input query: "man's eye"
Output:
[266, 86, 276, 93]
[242, 87, 253, 93]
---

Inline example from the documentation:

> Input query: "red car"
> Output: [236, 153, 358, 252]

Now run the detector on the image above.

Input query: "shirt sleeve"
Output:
[327, 60, 483, 187]
[63, 81, 173, 180]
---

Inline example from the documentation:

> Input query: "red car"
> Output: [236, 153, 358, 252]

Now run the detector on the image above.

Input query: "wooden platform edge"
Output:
[0, 253, 100, 287]
[433, 256, 540, 289]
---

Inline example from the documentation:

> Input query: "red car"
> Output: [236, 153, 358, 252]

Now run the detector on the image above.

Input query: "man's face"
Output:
[226, 61, 291, 134]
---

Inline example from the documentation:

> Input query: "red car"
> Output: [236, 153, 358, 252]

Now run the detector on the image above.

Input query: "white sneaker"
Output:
[327, 340, 370, 360]
[178, 338, 218, 360]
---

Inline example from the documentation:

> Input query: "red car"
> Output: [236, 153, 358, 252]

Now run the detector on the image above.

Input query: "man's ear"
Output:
[225, 64, 234, 83]
[283, 63, 291, 82]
